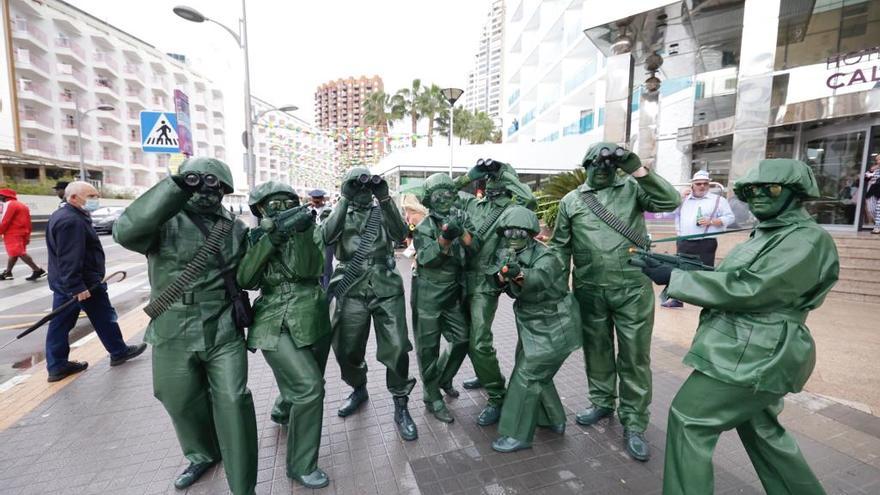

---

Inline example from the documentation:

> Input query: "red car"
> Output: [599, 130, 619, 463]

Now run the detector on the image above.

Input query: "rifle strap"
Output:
[144, 213, 231, 319]
[579, 191, 651, 249]
[328, 205, 382, 300]
[477, 204, 506, 238]
[185, 212, 241, 303]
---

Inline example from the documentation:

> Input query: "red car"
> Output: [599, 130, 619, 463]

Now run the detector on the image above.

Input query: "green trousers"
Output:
[665, 371, 825, 495]
[263, 331, 331, 477]
[574, 283, 653, 431]
[411, 277, 469, 404]
[498, 343, 569, 444]
[466, 291, 506, 406]
[152, 339, 258, 495]
[331, 293, 416, 397]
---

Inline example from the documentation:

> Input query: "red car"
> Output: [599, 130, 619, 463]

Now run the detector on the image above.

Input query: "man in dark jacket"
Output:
[45, 181, 145, 382]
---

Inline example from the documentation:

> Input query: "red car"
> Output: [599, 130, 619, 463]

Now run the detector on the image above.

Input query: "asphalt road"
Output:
[0, 234, 150, 384]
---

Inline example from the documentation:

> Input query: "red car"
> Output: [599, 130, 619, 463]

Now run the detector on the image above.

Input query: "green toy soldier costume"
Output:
[113, 158, 258, 495]
[453, 159, 536, 426]
[490, 206, 582, 454]
[638, 159, 838, 495]
[236, 181, 331, 489]
[411, 173, 473, 424]
[324, 167, 418, 440]
[550, 142, 680, 461]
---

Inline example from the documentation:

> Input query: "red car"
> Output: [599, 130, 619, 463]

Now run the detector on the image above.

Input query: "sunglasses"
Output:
[431, 190, 455, 201]
[503, 229, 529, 239]
[266, 199, 298, 211]
[742, 183, 783, 199]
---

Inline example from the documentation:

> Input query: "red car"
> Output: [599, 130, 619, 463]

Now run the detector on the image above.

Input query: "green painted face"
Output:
[188, 189, 223, 212]
[586, 163, 615, 190]
[430, 188, 456, 215]
[745, 183, 794, 220]
[259, 192, 299, 218]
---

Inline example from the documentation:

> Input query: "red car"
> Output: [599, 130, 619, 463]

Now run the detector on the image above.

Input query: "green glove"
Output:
[617, 151, 642, 174]
[341, 180, 359, 200]
[289, 210, 316, 232]
[502, 261, 521, 279]
[467, 164, 489, 181]
[371, 178, 390, 200]
[441, 218, 463, 240]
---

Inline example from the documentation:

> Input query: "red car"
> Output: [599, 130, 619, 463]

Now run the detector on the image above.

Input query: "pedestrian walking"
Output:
[113, 158, 258, 494]
[640, 159, 837, 495]
[53, 180, 69, 208]
[44, 182, 145, 382]
[865, 156, 880, 234]
[0, 188, 46, 281]
[660, 170, 734, 308]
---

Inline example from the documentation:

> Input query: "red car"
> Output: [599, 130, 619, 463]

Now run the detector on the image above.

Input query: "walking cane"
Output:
[0, 271, 127, 349]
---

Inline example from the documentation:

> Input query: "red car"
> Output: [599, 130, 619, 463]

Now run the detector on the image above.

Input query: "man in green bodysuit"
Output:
[550, 143, 680, 461]
[324, 167, 418, 441]
[113, 158, 257, 494]
[236, 181, 331, 489]
[638, 159, 837, 495]
[411, 173, 473, 423]
[453, 159, 536, 426]
[489, 206, 582, 453]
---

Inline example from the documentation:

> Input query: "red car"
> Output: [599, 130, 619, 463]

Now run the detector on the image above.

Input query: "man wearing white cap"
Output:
[662, 170, 734, 308]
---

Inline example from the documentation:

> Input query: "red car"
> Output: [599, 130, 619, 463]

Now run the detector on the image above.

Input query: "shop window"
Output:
[24, 168, 39, 180]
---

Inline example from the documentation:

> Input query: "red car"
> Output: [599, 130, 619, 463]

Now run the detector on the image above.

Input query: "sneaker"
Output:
[110, 343, 147, 366]
[47, 360, 88, 382]
[661, 299, 683, 308]
[0, 271, 13, 281]
[25, 268, 46, 281]
[872, 227, 880, 234]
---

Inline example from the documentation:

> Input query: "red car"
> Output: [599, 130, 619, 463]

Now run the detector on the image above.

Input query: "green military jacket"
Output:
[667, 208, 839, 394]
[498, 242, 582, 363]
[236, 225, 330, 351]
[458, 169, 536, 296]
[321, 197, 407, 298]
[550, 171, 680, 288]
[113, 178, 248, 351]
[412, 215, 468, 308]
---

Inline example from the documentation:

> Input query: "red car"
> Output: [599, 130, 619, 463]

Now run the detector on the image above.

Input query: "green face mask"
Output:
[430, 188, 456, 215]
[586, 163, 616, 190]
[259, 192, 299, 218]
[188, 189, 223, 212]
[746, 184, 795, 220]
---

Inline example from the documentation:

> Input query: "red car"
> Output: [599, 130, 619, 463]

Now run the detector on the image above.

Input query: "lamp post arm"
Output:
[207, 17, 242, 46]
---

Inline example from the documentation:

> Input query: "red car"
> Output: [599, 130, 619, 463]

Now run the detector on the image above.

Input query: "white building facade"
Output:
[3, 0, 227, 194]
[464, 0, 506, 122]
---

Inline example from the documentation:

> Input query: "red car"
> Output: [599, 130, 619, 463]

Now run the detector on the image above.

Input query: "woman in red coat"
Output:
[0, 188, 45, 280]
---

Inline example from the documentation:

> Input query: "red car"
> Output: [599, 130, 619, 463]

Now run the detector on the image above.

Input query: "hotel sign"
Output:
[825, 47, 880, 90]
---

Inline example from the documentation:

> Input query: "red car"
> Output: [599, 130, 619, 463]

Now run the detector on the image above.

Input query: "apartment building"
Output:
[463, 0, 505, 122]
[252, 96, 338, 194]
[3, 0, 227, 194]
[314, 75, 385, 171]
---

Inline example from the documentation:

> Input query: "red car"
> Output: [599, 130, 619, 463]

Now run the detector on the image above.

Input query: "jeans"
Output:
[45, 286, 129, 373]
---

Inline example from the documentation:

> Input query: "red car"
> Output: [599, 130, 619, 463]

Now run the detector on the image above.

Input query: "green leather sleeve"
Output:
[236, 233, 274, 290]
[414, 220, 449, 268]
[290, 223, 324, 277]
[113, 178, 190, 254]
[380, 198, 408, 243]
[634, 170, 681, 213]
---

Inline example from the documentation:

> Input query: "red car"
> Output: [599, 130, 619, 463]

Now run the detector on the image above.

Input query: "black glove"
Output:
[441, 219, 463, 240]
[290, 210, 316, 232]
[171, 172, 201, 192]
[341, 180, 359, 200]
[502, 261, 522, 279]
[467, 163, 489, 181]
[640, 258, 672, 285]
[371, 179, 390, 200]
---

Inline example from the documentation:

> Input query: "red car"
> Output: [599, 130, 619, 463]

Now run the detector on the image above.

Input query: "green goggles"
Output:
[741, 183, 783, 199]
[430, 190, 456, 202]
[502, 228, 529, 239]
[266, 199, 298, 211]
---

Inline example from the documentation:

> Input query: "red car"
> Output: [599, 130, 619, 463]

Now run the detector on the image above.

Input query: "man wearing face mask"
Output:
[411, 173, 473, 424]
[236, 181, 331, 489]
[113, 158, 258, 495]
[550, 142, 680, 461]
[490, 206, 582, 453]
[44, 182, 146, 382]
[323, 167, 418, 441]
[638, 159, 837, 495]
[452, 159, 536, 426]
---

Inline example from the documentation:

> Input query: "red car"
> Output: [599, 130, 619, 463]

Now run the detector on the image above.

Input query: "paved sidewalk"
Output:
[1, 260, 879, 494]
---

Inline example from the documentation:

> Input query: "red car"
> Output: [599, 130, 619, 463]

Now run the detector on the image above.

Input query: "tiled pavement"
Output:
[1, 259, 879, 494]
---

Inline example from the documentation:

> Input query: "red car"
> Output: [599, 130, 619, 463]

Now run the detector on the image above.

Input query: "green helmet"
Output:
[495, 205, 540, 236]
[422, 173, 455, 208]
[178, 157, 234, 193]
[733, 159, 820, 202]
[248, 181, 299, 216]
[343, 166, 372, 183]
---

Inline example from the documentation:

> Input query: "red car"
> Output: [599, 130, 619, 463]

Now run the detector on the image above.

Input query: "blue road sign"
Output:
[140, 111, 180, 153]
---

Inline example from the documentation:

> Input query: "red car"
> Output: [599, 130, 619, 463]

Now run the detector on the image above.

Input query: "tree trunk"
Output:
[427, 114, 434, 147]
[411, 111, 418, 147]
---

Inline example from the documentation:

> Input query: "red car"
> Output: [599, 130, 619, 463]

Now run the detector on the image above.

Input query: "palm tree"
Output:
[536, 168, 586, 229]
[391, 79, 423, 147]
[436, 106, 473, 145]
[362, 90, 394, 134]
[468, 111, 495, 144]
[416, 84, 445, 147]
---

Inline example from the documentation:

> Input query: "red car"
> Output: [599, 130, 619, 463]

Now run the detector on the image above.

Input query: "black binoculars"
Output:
[357, 174, 383, 185]
[595, 147, 626, 166]
[183, 172, 220, 189]
[476, 158, 501, 172]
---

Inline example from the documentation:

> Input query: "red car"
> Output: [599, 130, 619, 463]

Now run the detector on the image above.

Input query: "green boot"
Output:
[173, 461, 216, 489]
[337, 385, 368, 417]
[477, 404, 501, 426]
[492, 436, 531, 453]
[440, 381, 460, 398]
[426, 399, 454, 424]
[624, 429, 650, 462]
[394, 396, 418, 441]
[292, 468, 330, 489]
[575, 405, 613, 426]
[462, 377, 483, 389]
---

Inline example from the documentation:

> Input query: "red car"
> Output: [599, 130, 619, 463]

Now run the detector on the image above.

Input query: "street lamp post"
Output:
[440, 88, 463, 177]
[75, 101, 115, 182]
[174, 2, 256, 190]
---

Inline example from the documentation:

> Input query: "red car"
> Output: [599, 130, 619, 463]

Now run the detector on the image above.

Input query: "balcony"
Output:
[18, 108, 53, 132]
[57, 67, 87, 88]
[99, 149, 122, 166]
[123, 63, 144, 81]
[94, 78, 119, 99]
[151, 95, 167, 108]
[152, 76, 169, 91]
[62, 143, 91, 163]
[125, 87, 146, 105]
[93, 51, 119, 74]
[11, 20, 48, 50]
[22, 137, 55, 156]
[18, 80, 52, 105]
[98, 127, 123, 144]
[55, 37, 85, 64]
[13, 50, 50, 78]
[60, 117, 90, 134]
[127, 109, 140, 123]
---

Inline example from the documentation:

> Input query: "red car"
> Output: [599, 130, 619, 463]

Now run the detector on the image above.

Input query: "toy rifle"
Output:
[274, 204, 317, 232]
[628, 247, 713, 301]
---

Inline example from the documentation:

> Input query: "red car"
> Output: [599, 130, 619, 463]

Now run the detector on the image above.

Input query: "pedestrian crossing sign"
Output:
[140, 111, 180, 153]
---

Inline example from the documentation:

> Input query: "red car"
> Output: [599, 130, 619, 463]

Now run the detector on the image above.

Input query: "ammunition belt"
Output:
[579, 191, 650, 249]
[328, 205, 382, 300]
[477, 205, 506, 237]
